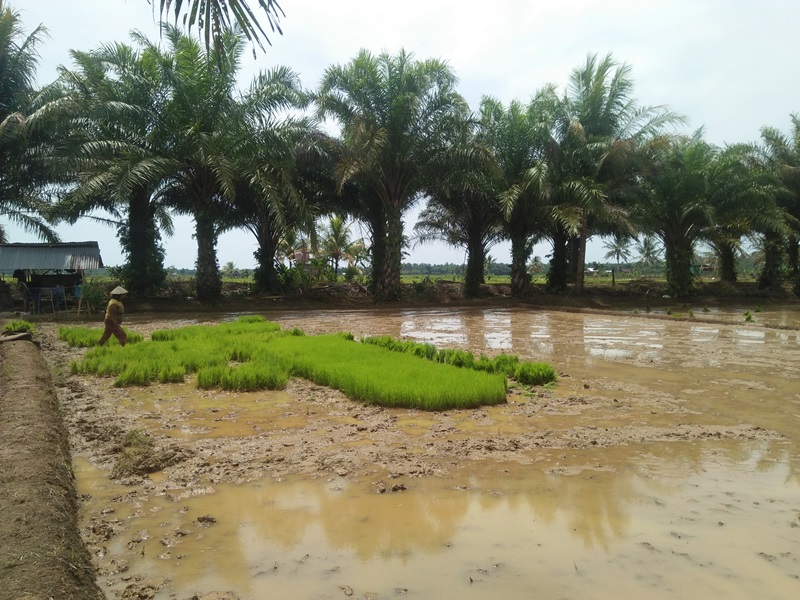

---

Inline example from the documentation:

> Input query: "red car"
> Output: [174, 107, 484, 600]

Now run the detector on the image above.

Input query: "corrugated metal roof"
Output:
[0, 242, 104, 270]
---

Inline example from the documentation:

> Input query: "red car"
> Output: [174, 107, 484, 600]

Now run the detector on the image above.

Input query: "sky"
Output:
[7, 0, 800, 269]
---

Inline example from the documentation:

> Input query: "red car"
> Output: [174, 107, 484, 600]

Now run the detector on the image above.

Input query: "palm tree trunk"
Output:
[124, 185, 166, 296]
[382, 203, 404, 301]
[254, 229, 280, 293]
[194, 212, 221, 301]
[574, 216, 588, 294]
[665, 236, 693, 297]
[464, 235, 485, 298]
[758, 232, 783, 290]
[787, 234, 799, 277]
[367, 210, 386, 299]
[547, 230, 569, 292]
[717, 242, 737, 283]
[510, 233, 531, 297]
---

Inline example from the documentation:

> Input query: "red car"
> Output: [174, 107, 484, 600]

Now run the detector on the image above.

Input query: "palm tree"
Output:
[414, 116, 504, 298]
[561, 53, 683, 293]
[602, 232, 632, 267]
[226, 67, 310, 293]
[320, 214, 354, 276]
[154, 0, 284, 56]
[0, 1, 57, 242]
[49, 39, 174, 296]
[704, 143, 787, 284]
[634, 235, 662, 270]
[153, 26, 306, 301]
[635, 132, 716, 296]
[761, 115, 800, 291]
[316, 49, 468, 301]
[481, 91, 559, 297]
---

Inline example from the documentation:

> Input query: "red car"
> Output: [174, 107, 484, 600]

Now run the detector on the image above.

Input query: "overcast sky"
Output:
[8, 0, 800, 268]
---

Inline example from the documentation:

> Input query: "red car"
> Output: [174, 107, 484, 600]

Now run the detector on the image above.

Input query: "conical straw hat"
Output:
[110, 286, 128, 296]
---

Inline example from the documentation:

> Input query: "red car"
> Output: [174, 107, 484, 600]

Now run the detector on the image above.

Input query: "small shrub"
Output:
[515, 362, 558, 386]
[688, 309, 694, 318]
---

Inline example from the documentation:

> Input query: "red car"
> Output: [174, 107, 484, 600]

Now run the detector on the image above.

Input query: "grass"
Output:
[63, 315, 511, 410]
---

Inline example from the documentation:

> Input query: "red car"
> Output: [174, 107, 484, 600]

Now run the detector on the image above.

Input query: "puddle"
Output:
[76, 306, 800, 598]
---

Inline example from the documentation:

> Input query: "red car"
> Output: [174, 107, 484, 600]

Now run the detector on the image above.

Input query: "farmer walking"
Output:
[98, 286, 128, 347]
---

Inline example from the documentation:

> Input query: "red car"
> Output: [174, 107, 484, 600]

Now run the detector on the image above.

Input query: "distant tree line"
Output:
[2, 0, 798, 301]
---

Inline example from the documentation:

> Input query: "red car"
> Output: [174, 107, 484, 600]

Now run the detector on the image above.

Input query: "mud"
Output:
[13, 305, 800, 598]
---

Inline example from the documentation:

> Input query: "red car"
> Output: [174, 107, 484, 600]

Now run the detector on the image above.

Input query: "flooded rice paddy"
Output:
[73, 306, 800, 599]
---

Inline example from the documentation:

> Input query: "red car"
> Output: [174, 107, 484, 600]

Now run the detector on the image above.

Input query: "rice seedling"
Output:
[515, 362, 558, 386]
[261, 334, 507, 410]
[59, 326, 143, 347]
[2, 320, 34, 334]
[66, 319, 541, 409]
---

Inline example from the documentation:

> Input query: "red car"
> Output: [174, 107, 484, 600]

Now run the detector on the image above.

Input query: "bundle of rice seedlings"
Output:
[514, 362, 558, 386]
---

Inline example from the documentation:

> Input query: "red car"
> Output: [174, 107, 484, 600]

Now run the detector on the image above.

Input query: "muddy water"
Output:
[81, 307, 800, 599]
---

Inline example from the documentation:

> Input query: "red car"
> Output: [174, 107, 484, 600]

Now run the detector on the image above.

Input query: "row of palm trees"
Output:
[2, 1, 799, 301]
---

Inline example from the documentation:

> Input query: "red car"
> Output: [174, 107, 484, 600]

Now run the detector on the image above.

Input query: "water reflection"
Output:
[85, 306, 800, 598]
[78, 440, 800, 599]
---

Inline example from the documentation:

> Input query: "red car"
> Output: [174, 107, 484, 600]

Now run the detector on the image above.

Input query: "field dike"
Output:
[0, 339, 103, 600]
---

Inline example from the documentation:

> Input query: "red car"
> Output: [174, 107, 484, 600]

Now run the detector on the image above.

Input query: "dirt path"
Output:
[0, 339, 103, 600]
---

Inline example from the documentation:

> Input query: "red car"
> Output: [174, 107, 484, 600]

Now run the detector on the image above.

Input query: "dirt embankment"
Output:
[0, 339, 103, 600]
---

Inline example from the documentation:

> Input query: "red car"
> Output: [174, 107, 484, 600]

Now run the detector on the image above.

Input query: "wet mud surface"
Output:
[32, 306, 800, 598]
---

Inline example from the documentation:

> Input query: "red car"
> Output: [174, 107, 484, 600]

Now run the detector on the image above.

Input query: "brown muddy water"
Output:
[77, 307, 800, 599]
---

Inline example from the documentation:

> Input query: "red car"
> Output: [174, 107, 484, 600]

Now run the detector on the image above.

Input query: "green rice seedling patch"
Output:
[67, 319, 516, 409]
[361, 335, 549, 384]
[260, 334, 506, 410]
[3, 320, 34, 334]
[515, 362, 558, 386]
[59, 326, 143, 347]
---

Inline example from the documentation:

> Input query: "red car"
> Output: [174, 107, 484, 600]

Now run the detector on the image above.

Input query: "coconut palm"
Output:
[316, 49, 469, 301]
[0, 1, 57, 242]
[155, 0, 284, 55]
[634, 235, 662, 269]
[602, 232, 632, 266]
